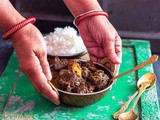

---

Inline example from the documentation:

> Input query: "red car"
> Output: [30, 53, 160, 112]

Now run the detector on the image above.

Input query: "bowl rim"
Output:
[47, 49, 88, 59]
[52, 61, 114, 96]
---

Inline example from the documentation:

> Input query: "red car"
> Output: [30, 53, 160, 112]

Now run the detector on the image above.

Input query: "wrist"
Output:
[64, 0, 102, 17]
[74, 11, 108, 27]
[2, 16, 36, 40]
[0, 0, 25, 32]
[1, 16, 25, 32]
[10, 24, 35, 44]
[73, 6, 102, 17]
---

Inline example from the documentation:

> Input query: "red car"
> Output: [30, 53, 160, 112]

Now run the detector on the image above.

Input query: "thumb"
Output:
[103, 35, 121, 64]
[36, 50, 52, 81]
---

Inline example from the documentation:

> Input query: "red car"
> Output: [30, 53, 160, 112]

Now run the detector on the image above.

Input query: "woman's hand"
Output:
[77, 16, 122, 75]
[10, 24, 60, 105]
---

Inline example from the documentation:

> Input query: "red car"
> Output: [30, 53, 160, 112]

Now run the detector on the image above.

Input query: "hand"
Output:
[10, 24, 60, 105]
[77, 16, 122, 75]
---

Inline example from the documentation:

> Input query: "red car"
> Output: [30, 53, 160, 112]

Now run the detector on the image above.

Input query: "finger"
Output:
[87, 47, 105, 58]
[103, 63, 111, 70]
[31, 76, 60, 105]
[90, 55, 98, 62]
[28, 65, 60, 105]
[21, 54, 60, 105]
[114, 35, 122, 76]
[103, 35, 121, 64]
[36, 48, 52, 81]
[90, 56, 112, 71]
[115, 35, 122, 60]
[114, 64, 120, 76]
[83, 41, 99, 48]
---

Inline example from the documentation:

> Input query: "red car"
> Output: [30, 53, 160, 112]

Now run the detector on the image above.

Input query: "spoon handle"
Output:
[113, 91, 138, 119]
[131, 90, 144, 111]
[111, 55, 158, 81]
[131, 84, 149, 110]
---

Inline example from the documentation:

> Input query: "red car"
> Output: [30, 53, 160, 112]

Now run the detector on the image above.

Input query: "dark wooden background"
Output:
[10, 0, 160, 52]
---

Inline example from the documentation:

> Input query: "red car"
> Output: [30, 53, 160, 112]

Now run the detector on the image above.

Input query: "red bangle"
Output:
[2, 16, 36, 40]
[73, 10, 109, 27]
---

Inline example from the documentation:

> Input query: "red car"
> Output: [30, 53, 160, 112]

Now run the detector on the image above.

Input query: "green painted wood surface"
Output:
[0, 53, 19, 112]
[0, 40, 159, 120]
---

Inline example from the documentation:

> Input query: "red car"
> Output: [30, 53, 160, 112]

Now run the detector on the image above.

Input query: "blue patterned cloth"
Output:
[0, 29, 13, 75]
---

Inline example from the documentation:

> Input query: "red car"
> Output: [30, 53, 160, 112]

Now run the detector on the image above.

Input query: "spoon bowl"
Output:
[118, 110, 138, 120]
[137, 72, 156, 89]
[118, 73, 156, 120]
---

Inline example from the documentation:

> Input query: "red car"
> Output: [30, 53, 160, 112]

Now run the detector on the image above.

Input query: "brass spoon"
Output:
[112, 91, 138, 119]
[112, 72, 155, 119]
[118, 73, 156, 120]
[110, 55, 158, 82]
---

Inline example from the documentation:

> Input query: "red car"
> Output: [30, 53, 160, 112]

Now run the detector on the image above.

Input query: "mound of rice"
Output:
[44, 26, 87, 56]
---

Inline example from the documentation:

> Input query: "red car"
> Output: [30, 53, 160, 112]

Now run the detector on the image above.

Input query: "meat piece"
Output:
[56, 68, 94, 93]
[55, 69, 81, 92]
[71, 80, 95, 94]
[82, 61, 97, 71]
[53, 57, 69, 70]
[82, 67, 90, 78]
[59, 69, 77, 82]
[89, 70, 109, 90]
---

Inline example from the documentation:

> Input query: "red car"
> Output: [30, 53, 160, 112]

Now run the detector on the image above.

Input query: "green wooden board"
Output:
[0, 40, 159, 120]
[0, 53, 19, 112]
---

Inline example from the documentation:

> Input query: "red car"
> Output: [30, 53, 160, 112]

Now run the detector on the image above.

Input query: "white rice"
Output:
[44, 26, 87, 56]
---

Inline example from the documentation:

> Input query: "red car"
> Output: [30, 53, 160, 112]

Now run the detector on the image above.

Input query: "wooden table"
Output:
[0, 40, 159, 120]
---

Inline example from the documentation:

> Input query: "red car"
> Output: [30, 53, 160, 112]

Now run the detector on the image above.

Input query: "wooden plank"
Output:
[133, 40, 160, 120]
[0, 52, 19, 112]
[0, 40, 159, 120]
[122, 39, 160, 119]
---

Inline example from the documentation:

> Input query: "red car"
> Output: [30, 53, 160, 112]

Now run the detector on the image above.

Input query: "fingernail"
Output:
[54, 100, 60, 105]
[117, 57, 122, 63]
[114, 57, 121, 64]
[46, 72, 52, 81]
